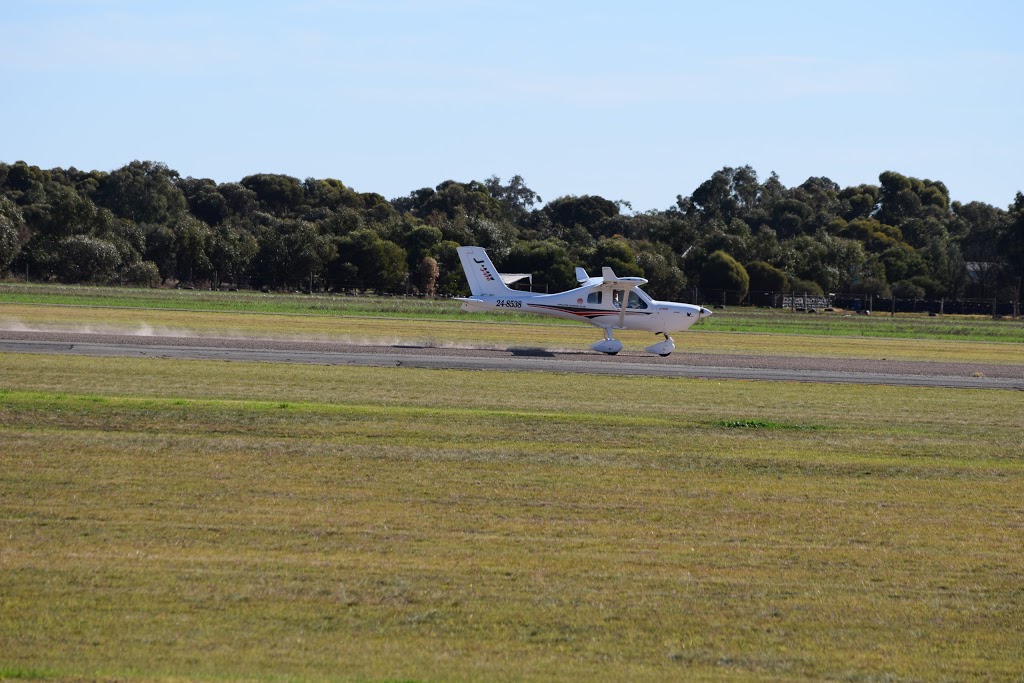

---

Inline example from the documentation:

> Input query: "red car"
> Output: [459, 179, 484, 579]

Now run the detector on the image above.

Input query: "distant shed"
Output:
[500, 273, 533, 289]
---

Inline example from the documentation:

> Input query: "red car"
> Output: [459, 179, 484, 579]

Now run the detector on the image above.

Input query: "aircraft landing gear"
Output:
[645, 334, 675, 357]
[590, 327, 624, 355]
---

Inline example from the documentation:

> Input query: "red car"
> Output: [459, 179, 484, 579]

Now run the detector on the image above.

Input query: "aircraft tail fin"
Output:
[457, 246, 514, 296]
[575, 267, 589, 283]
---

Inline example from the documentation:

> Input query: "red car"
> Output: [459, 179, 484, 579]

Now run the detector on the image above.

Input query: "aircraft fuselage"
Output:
[459, 286, 709, 335]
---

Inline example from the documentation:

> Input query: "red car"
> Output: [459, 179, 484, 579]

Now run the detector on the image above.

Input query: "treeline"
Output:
[0, 160, 1021, 309]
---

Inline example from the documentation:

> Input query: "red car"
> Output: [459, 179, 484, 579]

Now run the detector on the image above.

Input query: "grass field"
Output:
[2, 281, 1023, 343]
[2, 351, 1023, 682]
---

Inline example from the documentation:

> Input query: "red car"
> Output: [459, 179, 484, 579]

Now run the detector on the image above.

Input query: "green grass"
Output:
[711, 419, 822, 430]
[2, 353, 1023, 682]
[0, 669, 58, 681]
[699, 305, 1024, 342]
[3, 281, 1023, 342]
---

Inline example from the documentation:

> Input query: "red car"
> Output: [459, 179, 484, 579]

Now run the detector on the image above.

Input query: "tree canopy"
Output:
[0, 161, 1020, 309]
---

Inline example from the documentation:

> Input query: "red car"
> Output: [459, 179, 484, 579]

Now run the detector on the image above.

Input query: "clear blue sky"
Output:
[3, 0, 1021, 212]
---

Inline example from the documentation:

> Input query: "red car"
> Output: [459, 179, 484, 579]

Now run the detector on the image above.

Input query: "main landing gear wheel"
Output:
[590, 328, 624, 355]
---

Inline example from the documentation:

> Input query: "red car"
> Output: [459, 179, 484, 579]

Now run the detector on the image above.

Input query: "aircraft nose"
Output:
[699, 307, 712, 318]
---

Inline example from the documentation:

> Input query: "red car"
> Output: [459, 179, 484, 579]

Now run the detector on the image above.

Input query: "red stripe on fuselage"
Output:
[526, 304, 650, 319]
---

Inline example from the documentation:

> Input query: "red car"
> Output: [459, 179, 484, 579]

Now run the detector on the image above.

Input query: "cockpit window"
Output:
[627, 291, 648, 309]
[611, 289, 648, 309]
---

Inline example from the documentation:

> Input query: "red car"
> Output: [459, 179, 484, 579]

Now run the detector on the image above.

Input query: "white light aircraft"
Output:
[456, 246, 711, 356]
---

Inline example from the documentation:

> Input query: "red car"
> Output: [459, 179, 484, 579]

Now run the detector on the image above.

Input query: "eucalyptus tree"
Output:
[484, 174, 542, 224]
[240, 173, 306, 216]
[0, 196, 24, 273]
[700, 250, 749, 303]
[94, 161, 186, 225]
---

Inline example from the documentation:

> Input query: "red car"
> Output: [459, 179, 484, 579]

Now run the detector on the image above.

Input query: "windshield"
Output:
[627, 291, 648, 309]
[612, 289, 650, 309]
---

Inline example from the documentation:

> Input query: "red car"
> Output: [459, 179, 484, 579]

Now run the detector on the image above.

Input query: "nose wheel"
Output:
[645, 334, 675, 357]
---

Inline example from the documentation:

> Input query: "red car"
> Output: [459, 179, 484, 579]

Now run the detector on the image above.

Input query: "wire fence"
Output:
[696, 289, 1020, 317]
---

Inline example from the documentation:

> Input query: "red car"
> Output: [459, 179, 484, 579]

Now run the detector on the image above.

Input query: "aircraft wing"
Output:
[572, 266, 647, 288]
[600, 267, 648, 288]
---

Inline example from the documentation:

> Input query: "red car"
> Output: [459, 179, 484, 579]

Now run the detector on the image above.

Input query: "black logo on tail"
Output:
[472, 258, 494, 281]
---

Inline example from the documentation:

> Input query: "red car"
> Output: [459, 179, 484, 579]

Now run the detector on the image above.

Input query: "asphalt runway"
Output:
[2, 330, 1023, 390]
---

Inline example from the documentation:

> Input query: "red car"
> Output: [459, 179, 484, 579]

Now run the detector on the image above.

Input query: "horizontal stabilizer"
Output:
[455, 296, 490, 313]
